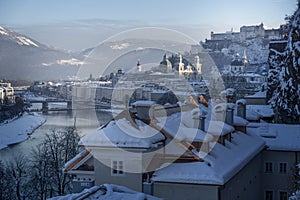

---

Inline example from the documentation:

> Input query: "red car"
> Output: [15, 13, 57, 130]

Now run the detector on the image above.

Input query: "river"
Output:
[0, 103, 113, 162]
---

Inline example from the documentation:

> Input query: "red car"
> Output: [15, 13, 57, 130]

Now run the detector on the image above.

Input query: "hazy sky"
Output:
[0, 0, 297, 29]
[0, 0, 298, 50]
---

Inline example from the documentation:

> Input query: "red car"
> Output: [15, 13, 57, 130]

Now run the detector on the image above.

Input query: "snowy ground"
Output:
[0, 112, 46, 150]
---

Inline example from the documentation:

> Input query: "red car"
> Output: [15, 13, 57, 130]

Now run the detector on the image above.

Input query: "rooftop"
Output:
[49, 184, 161, 200]
[244, 91, 266, 99]
[152, 131, 265, 185]
[248, 123, 300, 151]
[79, 116, 165, 149]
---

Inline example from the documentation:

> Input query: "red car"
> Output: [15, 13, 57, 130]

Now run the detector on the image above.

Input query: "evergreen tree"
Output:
[0, 161, 6, 199]
[267, 49, 284, 104]
[290, 163, 300, 200]
[269, 5, 300, 123]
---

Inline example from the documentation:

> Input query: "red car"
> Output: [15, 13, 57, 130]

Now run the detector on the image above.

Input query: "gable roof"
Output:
[79, 117, 165, 149]
[63, 149, 92, 172]
[152, 131, 265, 185]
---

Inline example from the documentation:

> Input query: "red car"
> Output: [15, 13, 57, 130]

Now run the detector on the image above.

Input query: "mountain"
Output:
[0, 26, 197, 81]
[77, 37, 193, 79]
[0, 26, 80, 81]
[10, 19, 208, 51]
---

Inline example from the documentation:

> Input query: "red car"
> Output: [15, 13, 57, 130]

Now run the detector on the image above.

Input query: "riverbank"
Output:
[0, 112, 46, 150]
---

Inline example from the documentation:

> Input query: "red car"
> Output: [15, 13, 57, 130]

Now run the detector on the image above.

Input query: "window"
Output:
[265, 162, 273, 173]
[279, 191, 287, 200]
[279, 163, 287, 173]
[81, 182, 90, 187]
[111, 160, 124, 176]
[265, 191, 273, 200]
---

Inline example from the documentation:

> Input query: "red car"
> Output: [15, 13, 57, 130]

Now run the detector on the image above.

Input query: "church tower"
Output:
[242, 49, 248, 66]
[165, 54, 173, 73]
[137, 60, 142, 72]
[178, 54, 184, 76]
[194, 55, 202, 75]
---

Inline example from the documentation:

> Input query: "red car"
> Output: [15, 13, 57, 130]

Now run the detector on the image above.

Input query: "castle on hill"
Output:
[204, 23, 283, 51]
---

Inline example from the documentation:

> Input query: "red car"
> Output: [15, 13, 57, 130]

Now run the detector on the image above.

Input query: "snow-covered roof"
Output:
[156, 112, 213, 143]
[49, 184, 161, 200]
[180, 109, 235, 136]
[213, 103, 235, 112]
[248, 123, 300, 151]
[79, 118, 165, 149]
[245, 108, 261, 121]
[152, 131, 265, 185]
[80, 102, 236, 150]
[244, 91, 266, 98]
[247, 105, 274, 118]
[206, 121, 235, 136]
[178, 128, 213, 142]
[132, 100, 156, 107]
[63, 149, 92, 172]
[234, 116, 249, 126]
[236, 99, 247, 105]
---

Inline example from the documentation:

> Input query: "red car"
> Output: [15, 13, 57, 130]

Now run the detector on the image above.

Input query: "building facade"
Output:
[64, 92, 299, 200]
[0, 82, 15, 104]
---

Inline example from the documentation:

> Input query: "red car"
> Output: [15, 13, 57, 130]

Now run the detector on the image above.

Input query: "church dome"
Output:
[160, 54, 173, 71]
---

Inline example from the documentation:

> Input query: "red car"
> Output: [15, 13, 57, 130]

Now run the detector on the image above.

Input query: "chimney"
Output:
[124, 94, 129, 109]
[193, 111, 206, 131]
[236, 99, 247, 119]
[225, 88, 236, 103]
[133, 101, 156, 121]
[225, 104, 234, 126]
[214, 103, 234, 125]
[213, 104, 226, 122]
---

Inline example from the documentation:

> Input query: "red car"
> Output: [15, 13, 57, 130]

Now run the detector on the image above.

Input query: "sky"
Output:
[0, 0, 297, 28]
[0, 0, 298, 50]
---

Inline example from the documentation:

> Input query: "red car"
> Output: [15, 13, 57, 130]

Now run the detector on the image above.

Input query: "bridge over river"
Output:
[28, 98, 111, 114]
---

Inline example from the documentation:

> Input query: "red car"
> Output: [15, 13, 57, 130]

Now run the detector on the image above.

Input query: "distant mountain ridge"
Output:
[0, 26, 79, 81]
[0, 26, 196, 81]
[0, 26, 46, 49]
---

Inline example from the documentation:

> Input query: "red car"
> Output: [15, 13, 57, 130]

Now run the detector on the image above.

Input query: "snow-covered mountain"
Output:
[0, 26, 79, 81]
[0, 26, 42, 48]
[0, 26, 196, 80]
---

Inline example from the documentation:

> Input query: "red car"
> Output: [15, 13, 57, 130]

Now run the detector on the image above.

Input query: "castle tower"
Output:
[195, 55, 202, 75]
[178, 54, 184, 76]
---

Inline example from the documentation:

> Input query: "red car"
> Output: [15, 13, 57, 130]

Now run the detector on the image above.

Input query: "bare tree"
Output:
[5, 154, 30, 200]
[27, 144, 53, 200]
[39, 127, 79, 197]
[0, 128, 79, 200]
